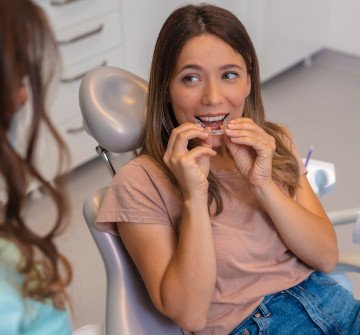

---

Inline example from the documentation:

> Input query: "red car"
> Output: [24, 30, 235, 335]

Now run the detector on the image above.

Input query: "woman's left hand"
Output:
[225, 117, 276, 187]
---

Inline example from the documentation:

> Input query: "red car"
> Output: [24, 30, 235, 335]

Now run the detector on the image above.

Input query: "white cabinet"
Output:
[121, 0, 328, 83]
[240, 0, 329, 82]
[33, 0, 124, 181]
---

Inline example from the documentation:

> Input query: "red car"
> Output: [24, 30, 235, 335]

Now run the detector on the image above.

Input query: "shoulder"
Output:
[0, 237, 24, 295]
[0, 238, 22, 272]
[102, 154, 177, 211]
[112, 155, 170, 189]
[0, 277, 24, 334]
[0, 271, 71, 334]
[0, 238, 24, 333]
[0, 239, 72, 334]
[97, 155, 179, 229]
[122, 155, 164, 174]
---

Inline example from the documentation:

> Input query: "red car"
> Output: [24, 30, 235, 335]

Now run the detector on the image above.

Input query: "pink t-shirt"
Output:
[96, 142, 312, 335]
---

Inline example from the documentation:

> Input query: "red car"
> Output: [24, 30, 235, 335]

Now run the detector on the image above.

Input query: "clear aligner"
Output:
[195, 114, 231, 135]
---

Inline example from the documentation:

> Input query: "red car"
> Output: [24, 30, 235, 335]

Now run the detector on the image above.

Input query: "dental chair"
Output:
[79, 66, 183, 335]
[79, 66, 360, 335]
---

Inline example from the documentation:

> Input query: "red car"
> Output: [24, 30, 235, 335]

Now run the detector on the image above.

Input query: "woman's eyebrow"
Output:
[177, 64, 202, 73]
[176, 63, 245, 74]
[220, 64, 244, 71]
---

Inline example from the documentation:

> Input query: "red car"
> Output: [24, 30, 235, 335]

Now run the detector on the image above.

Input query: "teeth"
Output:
[194, 114, 231, 136]
[197, 115, 227, 122]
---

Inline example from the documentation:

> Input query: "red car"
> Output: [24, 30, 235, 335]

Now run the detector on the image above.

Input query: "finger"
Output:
[227, 118, 268, 136]
[226, 125, 270, 143]
[167, 123, 203, 153]
[228, 117, 255, 126]
[225, 128, 268, 144]
[179, 146, 217, 169]
[187, 145, 217, 159]
[171, 127, 209, 155]
[172, 146, 217, 171]
[227, 135, 275, 156]
[201, 128, 214, 148]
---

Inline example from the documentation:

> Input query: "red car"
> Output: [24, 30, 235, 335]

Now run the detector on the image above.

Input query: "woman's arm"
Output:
[252, 175, 339, 273]
[117, 123, 217, 331]
[118, 194, 216, 331]
[225, 118, 338, 273]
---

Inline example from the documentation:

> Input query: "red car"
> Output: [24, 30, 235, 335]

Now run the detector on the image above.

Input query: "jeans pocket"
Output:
[229, 313, 263, 335]
[229, 324, 261, 335]
[309, 271, 338, 287]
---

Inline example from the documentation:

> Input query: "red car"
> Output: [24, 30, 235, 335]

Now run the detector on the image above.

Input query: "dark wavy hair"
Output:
[140, 3, 300, 215]
[0, 0, 71, 308]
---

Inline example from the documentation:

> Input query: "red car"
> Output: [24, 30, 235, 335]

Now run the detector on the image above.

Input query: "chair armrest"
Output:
[327, 207, 360, 226]
[337, 252, 360, 273]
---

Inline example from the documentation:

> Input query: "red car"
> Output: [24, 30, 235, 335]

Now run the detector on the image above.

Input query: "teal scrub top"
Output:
[0, 238, 72, 335]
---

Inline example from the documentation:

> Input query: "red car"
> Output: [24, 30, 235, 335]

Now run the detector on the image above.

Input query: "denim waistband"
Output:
[229, 271, 360, 335]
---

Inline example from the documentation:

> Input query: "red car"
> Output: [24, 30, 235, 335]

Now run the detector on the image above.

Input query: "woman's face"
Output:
[169, 34, 251, 146]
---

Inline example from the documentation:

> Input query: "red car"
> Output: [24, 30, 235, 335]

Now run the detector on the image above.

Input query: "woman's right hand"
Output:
[164, 123, 217, 198]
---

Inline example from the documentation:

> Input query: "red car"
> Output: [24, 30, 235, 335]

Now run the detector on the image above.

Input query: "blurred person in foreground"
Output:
[0, 0, 72, 334]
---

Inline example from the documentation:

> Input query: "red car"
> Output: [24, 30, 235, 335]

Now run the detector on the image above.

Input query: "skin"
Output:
[117, 34, 339, 331]
[15, 80, 28, 110]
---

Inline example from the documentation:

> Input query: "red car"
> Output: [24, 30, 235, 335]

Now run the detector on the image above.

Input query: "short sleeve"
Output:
[0, 238, 73, 335]
[95, 158, 172, 235]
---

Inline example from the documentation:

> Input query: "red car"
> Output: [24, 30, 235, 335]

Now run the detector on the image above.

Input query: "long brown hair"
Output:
[140, 4, 300, 214]
[0, 0, 71, 308]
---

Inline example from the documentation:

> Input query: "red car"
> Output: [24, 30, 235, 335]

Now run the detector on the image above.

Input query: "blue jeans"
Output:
[229, 271, 360, 335]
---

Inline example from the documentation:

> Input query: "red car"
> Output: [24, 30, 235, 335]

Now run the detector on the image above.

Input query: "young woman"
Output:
[0, 0, 72, 333]
[96, 4, 360, 334]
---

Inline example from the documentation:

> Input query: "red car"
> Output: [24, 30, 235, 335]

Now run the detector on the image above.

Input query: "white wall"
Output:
[121, 0, 243, 80]
[241, 0, 328, 82]
[121, 0, 330, 82]
[326, 0, 360, 57]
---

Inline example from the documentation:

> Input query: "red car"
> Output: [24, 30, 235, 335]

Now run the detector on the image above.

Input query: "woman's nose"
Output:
[201, 80, 222, 106]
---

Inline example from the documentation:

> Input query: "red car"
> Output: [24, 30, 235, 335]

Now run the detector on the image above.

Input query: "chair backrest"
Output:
[79, 66, 148, 153]
[79, 66, 183, 335]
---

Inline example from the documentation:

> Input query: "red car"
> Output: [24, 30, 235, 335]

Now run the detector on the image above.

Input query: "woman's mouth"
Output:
[194, 113, 231, 135]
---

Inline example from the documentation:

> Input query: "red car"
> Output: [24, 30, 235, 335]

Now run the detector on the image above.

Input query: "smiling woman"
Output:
[95, 3, 360, 335]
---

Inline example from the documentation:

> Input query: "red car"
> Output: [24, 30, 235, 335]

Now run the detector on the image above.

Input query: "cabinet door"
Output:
[242, 0, 328, 82]
[34, 0, 120, 30]
[40, 47, 125, 178]
[56, 10, 123, 68]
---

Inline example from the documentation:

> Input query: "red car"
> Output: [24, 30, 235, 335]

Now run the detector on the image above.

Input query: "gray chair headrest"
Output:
[79, 66, 148, 153]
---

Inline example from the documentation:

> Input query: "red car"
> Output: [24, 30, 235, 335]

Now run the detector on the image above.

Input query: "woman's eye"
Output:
[182, 75, 200, 84]
[222, 72, 239, 80]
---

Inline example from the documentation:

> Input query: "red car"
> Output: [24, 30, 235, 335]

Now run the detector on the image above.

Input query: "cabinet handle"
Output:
[66, 125, 84, 134]
[50, 0, 84, 6]
[61, 60, 107, 83]
[58, 24, 104, 46]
